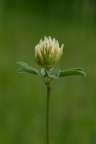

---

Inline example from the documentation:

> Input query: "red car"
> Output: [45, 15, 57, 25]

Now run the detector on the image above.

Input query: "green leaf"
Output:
[48, 73, 59, 79]
[50, 66, 60, 79]
[44, 66, 60, 79]
[17, 61, 40, 76]
[59, 67, 86, 77]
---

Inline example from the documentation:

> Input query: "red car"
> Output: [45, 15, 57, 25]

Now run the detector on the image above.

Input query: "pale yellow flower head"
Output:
[35, 36, 64, 69]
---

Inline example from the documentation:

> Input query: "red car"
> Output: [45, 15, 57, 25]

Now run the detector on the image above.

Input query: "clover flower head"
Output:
[35, 36, 64, 69]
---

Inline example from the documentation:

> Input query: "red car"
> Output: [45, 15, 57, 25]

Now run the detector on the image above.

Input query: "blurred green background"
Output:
[0, 0, 96, 144]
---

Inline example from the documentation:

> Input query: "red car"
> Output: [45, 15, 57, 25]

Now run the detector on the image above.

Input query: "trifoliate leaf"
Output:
[59, 67, 86, 77]
[17, 61, 40, 76]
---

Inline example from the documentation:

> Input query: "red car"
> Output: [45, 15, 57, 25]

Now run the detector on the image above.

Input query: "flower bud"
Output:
[35, 36, 64, 69]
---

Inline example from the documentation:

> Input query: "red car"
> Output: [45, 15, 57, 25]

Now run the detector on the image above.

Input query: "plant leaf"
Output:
[45, 66, 60, 79]
[59, 67, 86, 77]
[52, 65, 60, 78]
[17, 61, 40, 76]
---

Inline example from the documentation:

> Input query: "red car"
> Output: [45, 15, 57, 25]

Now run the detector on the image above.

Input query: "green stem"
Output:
[46, 86, 51, 144]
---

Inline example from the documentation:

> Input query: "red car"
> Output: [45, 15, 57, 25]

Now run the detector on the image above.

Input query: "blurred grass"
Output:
[0, 0, 96, 144]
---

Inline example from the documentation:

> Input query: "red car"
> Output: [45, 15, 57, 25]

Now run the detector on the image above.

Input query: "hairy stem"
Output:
[46, 86, 51, 144]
